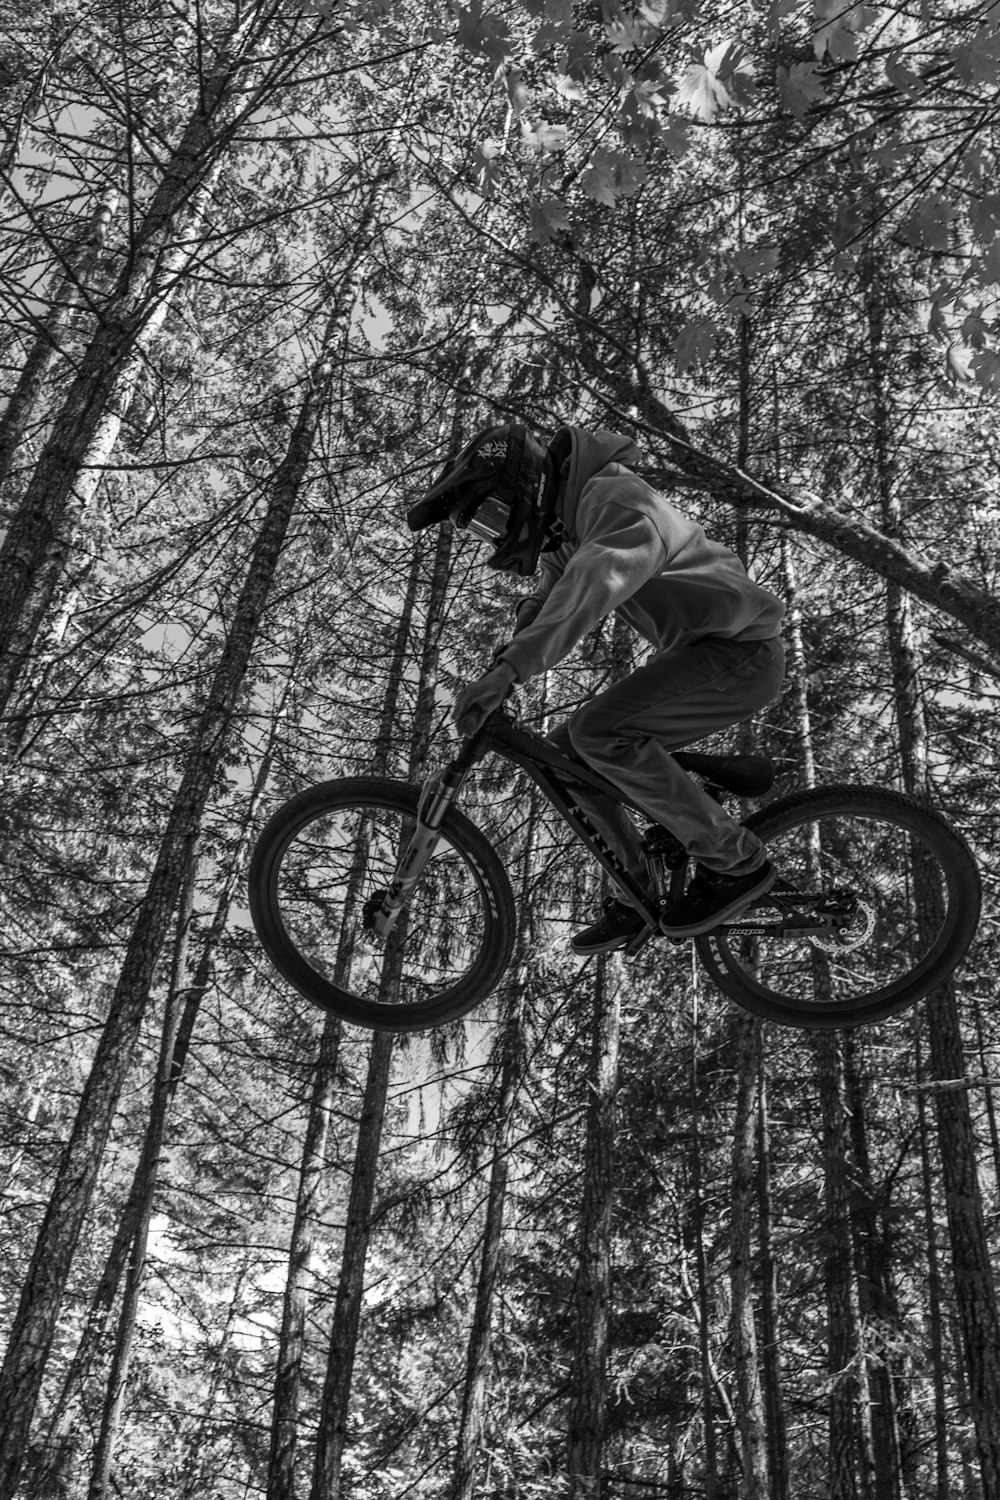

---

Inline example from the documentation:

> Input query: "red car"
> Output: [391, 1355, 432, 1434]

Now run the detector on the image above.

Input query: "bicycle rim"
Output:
[248, 778, 516, 1032]
[695, 785, 981, 1029]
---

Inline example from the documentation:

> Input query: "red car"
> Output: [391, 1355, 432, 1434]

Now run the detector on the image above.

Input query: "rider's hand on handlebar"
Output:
[453, 661, 518, 737]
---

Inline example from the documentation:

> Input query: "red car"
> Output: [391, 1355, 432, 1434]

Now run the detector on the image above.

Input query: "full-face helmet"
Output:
[406, 424, 558, 577]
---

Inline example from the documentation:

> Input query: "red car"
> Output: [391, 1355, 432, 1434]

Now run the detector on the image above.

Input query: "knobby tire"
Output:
[248, 777, 516, 1032]
[695, 784, 981, 1029]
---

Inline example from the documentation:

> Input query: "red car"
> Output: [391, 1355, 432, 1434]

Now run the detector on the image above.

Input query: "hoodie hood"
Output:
[548, 426, 644, 538]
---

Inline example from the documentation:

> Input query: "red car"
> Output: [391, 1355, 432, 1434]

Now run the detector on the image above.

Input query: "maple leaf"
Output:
[659, 114, 692, 156]
[832, 200, 866, 248]
[529, 196, 572, 242]
[884, 49, 921, 94]
[960, 311, 992, 350]
[532, 21, 570, 56]
[928, 300, 948, 334]
[901, 194, 958, 253]
[553, 70, 587, 100]
[522, 121, 569, 154]
[637, 0, 681, 27]
[455, 0, 512, 68]
[562, 30, 597, 81]
[581, 161, 619, 207]
[730, 245, 780, 276]
[606, 15, 653, 51]
[969, 193, 1000, 245]
[674, 317, 718, 372]
[971, 349, 1000, 393]
[976, 241, 1000, 286]
[711, 39, 756, 103]
[676, 39, 755, 121]
[581, 147, 647, 206]
[631, 77, 668, 117]
[952, 25, 1000, 85]
[777, 61, 826, 117]
[812, 0, 877, 61]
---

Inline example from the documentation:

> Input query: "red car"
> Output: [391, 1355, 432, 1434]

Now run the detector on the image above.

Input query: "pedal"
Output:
[622, 927, 655, 957]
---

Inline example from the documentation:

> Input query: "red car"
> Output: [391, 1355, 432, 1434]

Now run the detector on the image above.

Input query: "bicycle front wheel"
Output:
[248, 777, 517, 1032]
[695, 785, 981, 1029]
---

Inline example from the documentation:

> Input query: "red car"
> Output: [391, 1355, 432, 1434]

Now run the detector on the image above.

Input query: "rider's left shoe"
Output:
[571, 897, 648, 955]
[660, 859, 776, 938]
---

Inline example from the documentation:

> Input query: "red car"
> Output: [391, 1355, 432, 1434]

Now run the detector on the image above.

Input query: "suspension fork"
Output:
[370, 736, 483, 939]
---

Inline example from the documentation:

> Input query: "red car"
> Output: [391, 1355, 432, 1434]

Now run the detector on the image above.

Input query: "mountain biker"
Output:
[406, 423, 786, 953]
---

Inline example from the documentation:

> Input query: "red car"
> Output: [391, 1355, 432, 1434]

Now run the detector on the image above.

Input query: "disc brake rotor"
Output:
[809, 899, 876, 953]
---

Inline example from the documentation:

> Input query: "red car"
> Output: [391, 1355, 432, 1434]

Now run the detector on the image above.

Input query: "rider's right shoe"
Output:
[571, 897, 648, 955]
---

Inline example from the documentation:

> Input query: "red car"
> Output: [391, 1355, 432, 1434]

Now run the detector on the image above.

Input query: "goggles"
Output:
[449, 493, 511, 543]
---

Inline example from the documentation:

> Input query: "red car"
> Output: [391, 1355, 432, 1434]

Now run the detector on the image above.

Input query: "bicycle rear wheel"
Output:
[248, 777, 516, 1032]
[695, 785, 981, 1029]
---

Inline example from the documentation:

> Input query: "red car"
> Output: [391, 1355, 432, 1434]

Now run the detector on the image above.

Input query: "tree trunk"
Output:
[33, 722, 278, 1499]
[780, 517, 870, 1498]
[729, 1012, 769, 1500]
[267, 513, 423, 1500]
[566, 611, 631, 1500]
[0, 305, 330, 1500]
[308, 1029, 394, 1500]
[755, 1057, 790, 1500]
[689, 974, 719, 1500]
[842, 1035, 905, 1500]
[865, 262, 1000, 1497]
[814, 1030, 873, 1500]
[308, 517, 453, 1500]
[727, 340, 769, 1498]
[86, 845, 201, 1500]
[923, 994, 1000, 1494]
[450, 762, 545, 1500]
[0, 190, 118, 495]
[0, 15, 261, 715]
[566, 949, 621, 1500]
[912, 1027, 950, 1500]
[265, 1012, 343, 1500]
[449, 996, 524, 1500]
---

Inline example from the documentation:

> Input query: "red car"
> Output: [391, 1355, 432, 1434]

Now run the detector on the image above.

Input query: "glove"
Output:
[453, 661, 518, 737]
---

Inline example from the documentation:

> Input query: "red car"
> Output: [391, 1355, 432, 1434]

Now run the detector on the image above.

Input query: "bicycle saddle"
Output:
[673, 750, 776, 797]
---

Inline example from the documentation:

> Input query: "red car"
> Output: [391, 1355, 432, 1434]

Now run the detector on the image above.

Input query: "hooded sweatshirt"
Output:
[496, 427, 785, 684]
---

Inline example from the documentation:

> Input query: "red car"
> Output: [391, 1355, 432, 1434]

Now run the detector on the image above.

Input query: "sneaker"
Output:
[659, 860, 777, 939]
[571, 897, 649, 955]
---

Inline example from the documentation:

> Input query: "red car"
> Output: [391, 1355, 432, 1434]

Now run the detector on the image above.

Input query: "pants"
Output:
[547, 636, 785, 886]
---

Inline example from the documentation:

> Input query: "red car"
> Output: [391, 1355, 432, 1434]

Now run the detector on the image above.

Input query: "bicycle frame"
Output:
[370, 708, 861, 949]
[371, 709, 664, 944]
[482, 713, 666, 924]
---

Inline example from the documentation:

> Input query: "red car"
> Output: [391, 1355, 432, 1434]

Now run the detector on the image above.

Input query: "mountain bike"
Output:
[248, 705, 981, 1033]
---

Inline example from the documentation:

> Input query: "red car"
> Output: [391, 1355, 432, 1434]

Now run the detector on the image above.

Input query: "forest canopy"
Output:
[1, 0, 1000, 1497]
